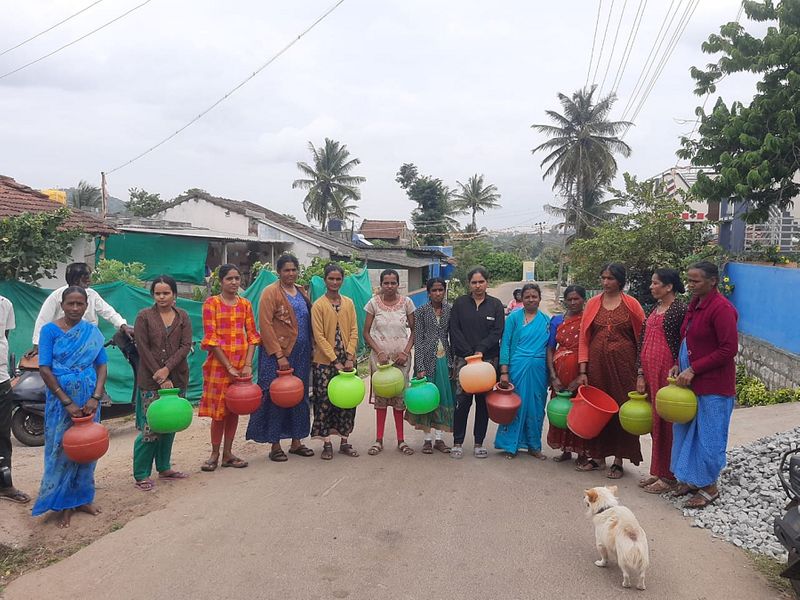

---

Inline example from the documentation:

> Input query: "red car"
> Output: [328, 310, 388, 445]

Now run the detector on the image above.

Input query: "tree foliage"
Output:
[451, 174, 501, 231]
[453, 238, 522, 283]
[126, 187, 165, 217]
[678, 0, 800, 221]
[396, 163, 458, 246]
[292, 138, 365, 231]
[0, 209, 82, 283]
[297, 256, 364, 287]
[69, 180, 102, 211]
[92, 259, 146, 287]
[569, 174, 716, 303]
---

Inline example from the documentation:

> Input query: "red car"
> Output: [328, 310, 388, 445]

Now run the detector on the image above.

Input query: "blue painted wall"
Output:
[726, 262, 800, 354]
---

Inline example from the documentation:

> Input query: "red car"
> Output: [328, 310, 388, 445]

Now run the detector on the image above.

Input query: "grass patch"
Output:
[0, 541, 92, 591]
[745, 550, 792, 596]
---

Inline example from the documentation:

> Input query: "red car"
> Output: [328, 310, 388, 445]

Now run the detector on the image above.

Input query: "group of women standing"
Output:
[28, 255, 737, 526]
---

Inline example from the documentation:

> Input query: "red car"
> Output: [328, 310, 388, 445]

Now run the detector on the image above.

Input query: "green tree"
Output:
[297, 257, 363, 287]
[126, 187, 165, 217]
[69, 180, 102, 211]
[0, 209, 82, 283]
[92, 259, 146, 287]
[396, 163, 458, 246]
[569, 174, 715, 302]
[532, 85, 631, 239]
[678, 1, 800, 222]
[292, 138, 366, 231]
[451, 174, 501, 231]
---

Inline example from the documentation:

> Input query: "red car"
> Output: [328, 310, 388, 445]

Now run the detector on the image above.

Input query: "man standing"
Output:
[0, 294, 29, 503]
[448, 266, 505, 459]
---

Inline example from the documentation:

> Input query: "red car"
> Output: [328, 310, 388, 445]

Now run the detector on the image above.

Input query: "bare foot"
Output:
[77, 503, 102, 515]
[58, 509, 73, 528]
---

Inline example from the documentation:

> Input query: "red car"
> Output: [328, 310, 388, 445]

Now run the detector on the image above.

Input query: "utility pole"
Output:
[100, 172, 109, 219]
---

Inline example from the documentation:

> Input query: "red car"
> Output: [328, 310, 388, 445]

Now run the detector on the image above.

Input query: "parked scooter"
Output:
[774, 447, 800, 597]
[9, 330, 138, 447]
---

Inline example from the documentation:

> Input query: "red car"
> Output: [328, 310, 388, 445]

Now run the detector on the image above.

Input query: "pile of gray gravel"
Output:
[667, 427, 800, 560]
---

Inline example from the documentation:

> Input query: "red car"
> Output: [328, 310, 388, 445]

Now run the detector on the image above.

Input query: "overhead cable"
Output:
[106, 0, 346, 175]
[0, 0, 106, 57]
[598, 0, 628, 96]
[591, 0, 616, 86]
[585, 0, 604, 88]
[610, 0, 647, 95]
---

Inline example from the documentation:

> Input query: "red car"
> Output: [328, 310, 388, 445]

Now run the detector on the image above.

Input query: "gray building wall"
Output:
[737, 332, 800, 390]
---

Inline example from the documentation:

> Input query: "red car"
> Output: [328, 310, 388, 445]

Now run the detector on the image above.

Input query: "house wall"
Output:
[41, 236, 96, 288]
[156, 199, 250, 236]
[737, 332, 800, 390]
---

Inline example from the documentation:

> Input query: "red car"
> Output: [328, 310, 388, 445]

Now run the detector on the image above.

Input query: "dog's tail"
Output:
[617, 525, 650, 571]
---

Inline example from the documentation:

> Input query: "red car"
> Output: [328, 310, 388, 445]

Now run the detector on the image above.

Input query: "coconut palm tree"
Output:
[70, 180, 102, 211]
[292, 138, 366, 231]
[532, 85, 631, 239]
[451, 174, 501, 231]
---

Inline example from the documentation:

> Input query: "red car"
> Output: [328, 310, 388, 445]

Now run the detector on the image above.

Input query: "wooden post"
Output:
[100, 172, 109, 219]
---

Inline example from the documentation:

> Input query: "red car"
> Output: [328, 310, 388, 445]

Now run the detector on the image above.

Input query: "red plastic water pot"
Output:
[62, 414, 109, 464]
[225, 376, 262, 415]
[269, 369, 304, 409]
[567, 385, 619, 439]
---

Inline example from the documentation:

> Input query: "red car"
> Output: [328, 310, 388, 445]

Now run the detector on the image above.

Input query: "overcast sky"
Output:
[0, 0, 761, 231]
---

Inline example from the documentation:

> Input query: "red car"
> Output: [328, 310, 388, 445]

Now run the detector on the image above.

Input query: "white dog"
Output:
[584, 485, 650, 590]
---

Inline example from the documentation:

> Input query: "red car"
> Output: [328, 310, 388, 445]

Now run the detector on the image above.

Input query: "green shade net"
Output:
[100, 232, 209, 284]
[0, 267, 375, 405]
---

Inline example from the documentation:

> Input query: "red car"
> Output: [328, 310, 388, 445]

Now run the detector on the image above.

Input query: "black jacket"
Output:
[448, 294, 505, 359]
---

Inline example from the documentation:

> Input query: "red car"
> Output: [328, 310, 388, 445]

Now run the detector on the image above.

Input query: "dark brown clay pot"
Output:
[225, 376, 262, 415]
[269, 369, 304, 409]
[486, 383, 522, 425]
[62, 414, 109, 464]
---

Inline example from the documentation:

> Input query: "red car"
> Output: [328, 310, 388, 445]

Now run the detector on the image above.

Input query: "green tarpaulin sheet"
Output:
[100, 232, 209, 284]
[0, 267, 373, 404]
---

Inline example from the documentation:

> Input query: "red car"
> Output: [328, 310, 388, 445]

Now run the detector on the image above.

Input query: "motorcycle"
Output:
[9, 330, 139, 447]
[774, 447, 800, 597]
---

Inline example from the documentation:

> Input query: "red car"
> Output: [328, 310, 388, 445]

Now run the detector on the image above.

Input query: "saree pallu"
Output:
[32, 321, 106, 516]
[495, 311, 550, 453]
[670, 341, 734, 487]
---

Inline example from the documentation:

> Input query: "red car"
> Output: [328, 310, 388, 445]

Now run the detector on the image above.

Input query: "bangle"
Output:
[59, 396, 72, 407]
[53, 387, 63, 395]
[91, 394, 102, 401]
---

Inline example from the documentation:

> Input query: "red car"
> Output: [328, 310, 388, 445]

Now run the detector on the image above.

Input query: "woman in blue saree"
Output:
[495, 283, 550, 459]
[32, 286, 108, 528]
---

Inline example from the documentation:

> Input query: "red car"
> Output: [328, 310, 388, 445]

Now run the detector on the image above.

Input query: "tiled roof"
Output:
[0, 175, 115, 235]
[160, 191, 361, 257]
[359, 219, 409, 240]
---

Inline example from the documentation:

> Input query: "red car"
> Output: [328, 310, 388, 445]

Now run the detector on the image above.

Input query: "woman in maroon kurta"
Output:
[636, 268, 686, 494]
[576, 263, 645, 479]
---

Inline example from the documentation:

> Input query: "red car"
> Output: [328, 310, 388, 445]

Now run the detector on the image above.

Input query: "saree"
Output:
[32, 320, 107, 516]
[494, 310, 550, 453]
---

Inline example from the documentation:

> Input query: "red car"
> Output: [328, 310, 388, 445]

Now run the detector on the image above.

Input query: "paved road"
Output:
[7, 401, 795, 599]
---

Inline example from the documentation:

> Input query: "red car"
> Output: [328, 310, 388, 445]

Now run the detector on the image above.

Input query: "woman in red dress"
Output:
[636, 268, 687, 493]
[576, 263, 645, 479]
[546, 285, 590, 464]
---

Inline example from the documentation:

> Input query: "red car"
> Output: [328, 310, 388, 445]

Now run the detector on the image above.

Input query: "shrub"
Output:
[736, 365, 800, 406]
[92, 259, 146, 287]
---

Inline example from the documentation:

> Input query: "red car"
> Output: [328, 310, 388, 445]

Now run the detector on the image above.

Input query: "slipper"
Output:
[552, 452, 572, 463]
[398, 441, 414, 456]
[685, 488, 719, 508]
[576, 459, 602, 472]
[269, 449, 288, 462]
[527, 450, 547, 460]
[672, 483, 698, 496]
[474, 446, 488, 459]
[422, 440, 434, 454]
[504, 452, 516, 460]
[368, 442, 383, 456]
[134, 479, 155, 491]
[0, 488, 31, 503]
[288, 445, 315, 457]
[642, 479, 676, 494]
[321, 442, 333, 460]
[638, 476, 659, 488]
[339, 443, 359, 457]
[200, 459, 218, 472]
[221, 457, 248, 468]
[158, 471, 189, 480]
[450, 446, 463, 459]
[607, 464, 624, 480]
[433, 440, 451, 454]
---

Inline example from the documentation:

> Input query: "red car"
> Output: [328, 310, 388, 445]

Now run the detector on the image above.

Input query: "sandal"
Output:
[321, 442, 333, 460]
[398, 442, 414, 455]
[638, 475, 659, 488]
[607, 464, 624, 479]
[450, 446, 463, 459]
[685, 488, 719, 508]
[552, 451, 572, 463]
[288, 445, 315, 457]
[201, 459, 218, 472]
[134, 479, 155, 491]
[504, 452, 516, 460]
[527, 450, 547, 460]
[643, 478, 676, 494]
[433, 440, 451, 454]
[474, 446, 488, 459]
[673, 483, 698, 496]
[221, 457, 248, 468]
[158, 471, 189, 480]
[0, 488, 31, 503]
[339, 443, 359, 457]
[422, 440, 433, 454]
[576, 459, 602, 472]
[368, 441, 384, 456]
[269, 449, 288, 462]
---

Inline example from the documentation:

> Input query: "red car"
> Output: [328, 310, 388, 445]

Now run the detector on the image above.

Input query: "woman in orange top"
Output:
[576, 263, 645, 480]
[199, 264, 261, 471]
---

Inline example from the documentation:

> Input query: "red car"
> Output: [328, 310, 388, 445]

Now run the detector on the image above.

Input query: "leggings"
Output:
[376, 407, 405, 441]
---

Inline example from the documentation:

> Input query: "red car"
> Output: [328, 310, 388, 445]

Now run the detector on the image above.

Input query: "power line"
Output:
[0, 0, 106, 57]
[591, 0, 616, 86]
[610, 0, 647, 95]
[585, 0, 604, 88]
[106, 0, 346, 175]
[0, 0, 153, 80]
[598, 0, 628, 96]
[619, 0, 679, 120]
